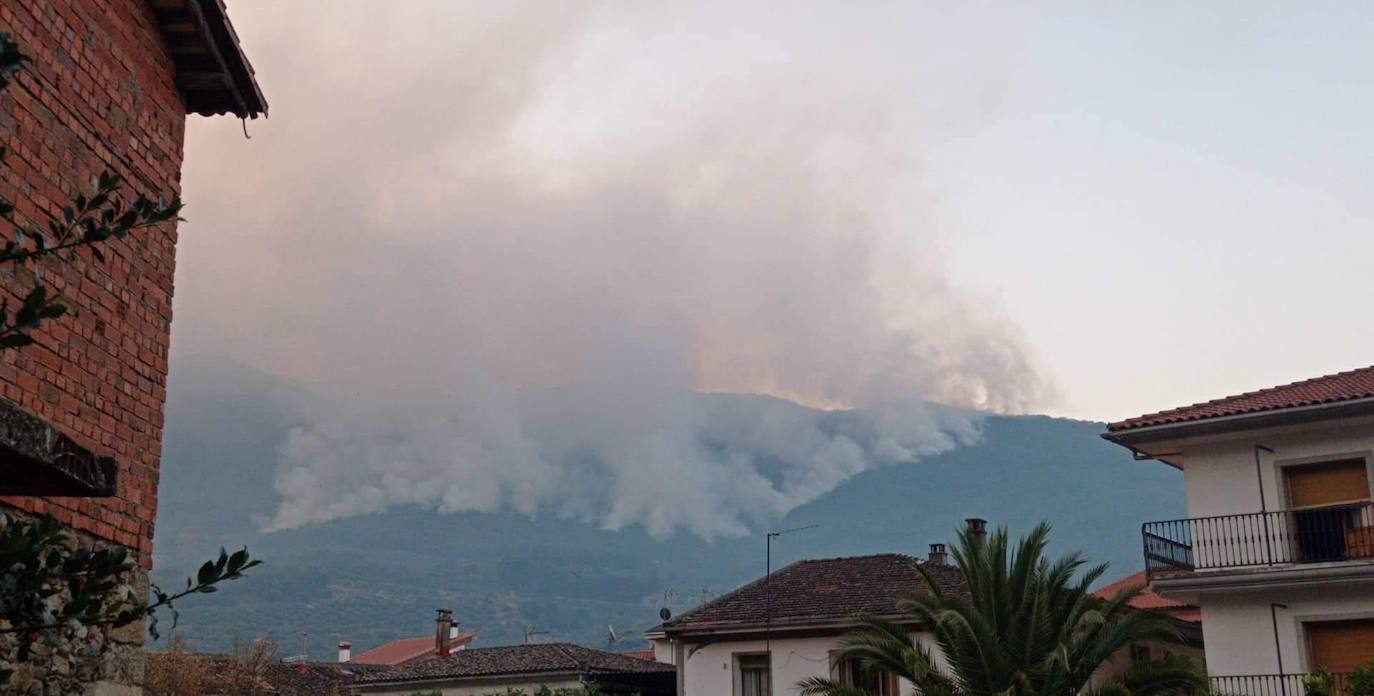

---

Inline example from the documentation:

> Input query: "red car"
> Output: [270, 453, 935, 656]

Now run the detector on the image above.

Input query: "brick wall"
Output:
[0, 0, 186, 569]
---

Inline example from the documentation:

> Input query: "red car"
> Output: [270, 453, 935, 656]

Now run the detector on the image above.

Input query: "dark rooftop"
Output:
[653, 553, 968, 634]
[358, 643, 673, 685]
[149, 0, 268, 118]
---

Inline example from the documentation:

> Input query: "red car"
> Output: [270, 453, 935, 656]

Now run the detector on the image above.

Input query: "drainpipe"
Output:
[1256, 445, 1276, 564]
[1272, 603, 1289, 696]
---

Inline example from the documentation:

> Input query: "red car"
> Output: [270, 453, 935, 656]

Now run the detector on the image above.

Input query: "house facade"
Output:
[0, 0, 263, 691]
[648, 532, 1205, 696]
[645, 549, 965, 696]
[1105, 366, 1374, 694]
[1089, 571, 1205, 683]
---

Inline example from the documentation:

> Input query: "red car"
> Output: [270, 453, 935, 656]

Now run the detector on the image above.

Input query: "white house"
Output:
[645, 548, 961, 696]
[1104, 365, 1374, 694]
[644, 521, 1198, 696]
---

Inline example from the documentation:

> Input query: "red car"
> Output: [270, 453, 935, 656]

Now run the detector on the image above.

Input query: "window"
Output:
[737, 653, 770, 696]
[837, 656, 900, 696]
[1307, 619, 1374, 673]
[1130, 644, 1152, 665]
[1285, 459, 1370, 508]
[1284, 459, 1373, 562]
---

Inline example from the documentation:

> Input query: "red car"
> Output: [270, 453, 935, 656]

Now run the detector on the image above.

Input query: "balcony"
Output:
[1210, 673, 1352, 696]
[1143, 502, 1374, 581]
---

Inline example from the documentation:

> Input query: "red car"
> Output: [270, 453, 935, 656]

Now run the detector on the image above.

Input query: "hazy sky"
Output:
[175, 2, 1374, 423]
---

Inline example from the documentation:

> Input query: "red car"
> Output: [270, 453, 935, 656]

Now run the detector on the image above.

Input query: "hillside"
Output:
[151, 356, 1183, 658]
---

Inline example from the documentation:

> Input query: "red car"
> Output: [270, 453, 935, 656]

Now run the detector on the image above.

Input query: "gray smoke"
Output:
[174, 2, 1052, 537]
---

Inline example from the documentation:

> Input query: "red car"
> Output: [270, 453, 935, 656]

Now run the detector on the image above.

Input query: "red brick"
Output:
[1, 0, 186, 571]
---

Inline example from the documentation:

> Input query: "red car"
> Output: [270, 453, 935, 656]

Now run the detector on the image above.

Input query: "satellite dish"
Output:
[659, 607, 672, 621]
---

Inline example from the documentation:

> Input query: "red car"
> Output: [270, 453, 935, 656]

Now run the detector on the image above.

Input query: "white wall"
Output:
[657, 633, 938, 696]
[1174, 415, 1374, 520]
[1200, 587, 1374, 677]
[655, 631, 1192, 696]
[1154, 414, 1374, 677]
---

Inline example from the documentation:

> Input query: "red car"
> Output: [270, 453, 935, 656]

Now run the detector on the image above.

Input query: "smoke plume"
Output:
[173, 2, 1052, 536]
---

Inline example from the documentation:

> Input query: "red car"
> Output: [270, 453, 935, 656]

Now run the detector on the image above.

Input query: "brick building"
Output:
[0, 0, 264, 691]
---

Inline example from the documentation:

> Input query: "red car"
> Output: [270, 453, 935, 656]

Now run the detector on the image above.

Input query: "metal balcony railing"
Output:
[1209, 673, 1352, 696]
[1142, 501, 1374, 580]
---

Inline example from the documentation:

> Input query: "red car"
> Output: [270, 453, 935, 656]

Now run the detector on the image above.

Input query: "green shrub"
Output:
[1303, 667, 1334, 696]
[1349, 659, 1374, 696]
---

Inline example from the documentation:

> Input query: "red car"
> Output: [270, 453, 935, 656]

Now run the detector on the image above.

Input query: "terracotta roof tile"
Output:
[654, 554, 968, 634]
[359, 643, 674, 685]
[1107, 365, 1374, 432]
[350, 632, 476, 666]
[1092, 570, 1199, 623]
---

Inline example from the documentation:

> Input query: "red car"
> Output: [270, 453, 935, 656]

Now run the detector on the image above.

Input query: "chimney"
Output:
[927, 543, 948, 565]
[435, 609, 454, 657]
[337, 640, 351, 663]
[965, 518, 987, 545]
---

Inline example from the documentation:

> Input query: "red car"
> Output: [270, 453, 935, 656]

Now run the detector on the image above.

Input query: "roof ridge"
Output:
[548, 642, 586, 672]
[798, 552, 920, 563]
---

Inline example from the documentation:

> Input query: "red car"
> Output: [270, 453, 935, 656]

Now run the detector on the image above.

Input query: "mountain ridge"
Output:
[151, 355, 1183, 657]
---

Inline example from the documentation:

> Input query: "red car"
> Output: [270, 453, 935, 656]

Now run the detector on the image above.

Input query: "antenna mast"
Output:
[765, 524, 817, 654]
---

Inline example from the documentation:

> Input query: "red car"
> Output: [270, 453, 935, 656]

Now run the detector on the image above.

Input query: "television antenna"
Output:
[523, 627, 548, 644]
[765, 524, 818, 653]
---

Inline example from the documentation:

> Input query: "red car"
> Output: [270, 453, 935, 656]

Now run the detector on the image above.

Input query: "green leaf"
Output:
[196, 560, 216, 586]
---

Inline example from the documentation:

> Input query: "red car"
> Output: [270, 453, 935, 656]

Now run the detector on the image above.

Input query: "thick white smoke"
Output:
[175, 2, 1053, 536]
[264, 382, 982, 539]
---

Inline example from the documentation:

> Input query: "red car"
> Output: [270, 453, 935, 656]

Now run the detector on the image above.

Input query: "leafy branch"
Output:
[0, 514, 261, 687]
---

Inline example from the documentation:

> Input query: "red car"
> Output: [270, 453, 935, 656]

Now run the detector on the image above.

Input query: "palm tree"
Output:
[798, 522, 1205, 696]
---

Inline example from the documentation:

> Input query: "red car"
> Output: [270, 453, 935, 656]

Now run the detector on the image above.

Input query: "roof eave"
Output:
[654, 613, 922, 640]
[150, 0, 268, 118]
[1102, 396, 1374, 450]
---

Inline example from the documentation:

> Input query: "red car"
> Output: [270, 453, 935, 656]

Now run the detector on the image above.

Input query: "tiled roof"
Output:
[1107, 365, 1374, 432]
[260, 661, 391, 695]
[144, 653, 389, 695]
[358, 643, 674, 685]
[1092, 571, 1200, 623]
[654, 554, 968, 634]
[350, 632, 476, 666]
[618, 648, 657, 661]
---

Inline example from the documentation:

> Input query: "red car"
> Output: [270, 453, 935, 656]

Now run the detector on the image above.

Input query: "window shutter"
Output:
[1308, 619, 1374, 673]
[1286, 460, 1370, 508]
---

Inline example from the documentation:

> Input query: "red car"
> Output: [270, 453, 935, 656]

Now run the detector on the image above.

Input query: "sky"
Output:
[174, 2, 1374, 424]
